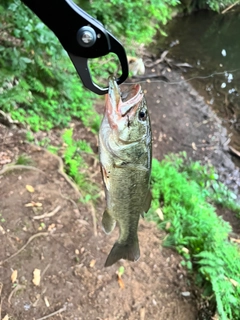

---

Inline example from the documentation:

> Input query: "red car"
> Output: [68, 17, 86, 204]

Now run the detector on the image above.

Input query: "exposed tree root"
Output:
[0, 232, 49, 265]
[8, 284, 26, 305]
[0, 165, 44, 176]
[36, 305, 67, 320]
[33, 206, 61, 220]
[44, 150, 81, 199]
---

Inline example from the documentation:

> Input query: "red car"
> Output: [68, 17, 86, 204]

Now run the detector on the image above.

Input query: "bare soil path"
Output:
[0, 64, 239, 319]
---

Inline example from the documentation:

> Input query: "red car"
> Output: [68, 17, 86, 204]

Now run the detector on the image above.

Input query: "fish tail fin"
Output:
[104, 238, 140, 267]
[102, 210, 116, 234]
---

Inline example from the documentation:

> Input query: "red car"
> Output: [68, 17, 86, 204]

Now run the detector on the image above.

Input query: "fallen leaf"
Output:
[230, 237, 240, 244]
[89, 259, 96, 268]
[156, 208, 164, 221]
[25, 203, 34, 207]
[140, 307, 145, 320]
[117, 276, 124, 289]
[2, 315, 9, 320]
[211, 313, 219, 320]
[80, 247, 85, 254]
[77, 219, 89, 226]
[181, 247, 189, 254]
[48, 224, 56, 231]
[32, 269, 41, 286]
[26, 185, 34, 193]
[0, 225, 6, 235]
[229, 278, 239, 287]
[25, 202, 42, 207]
[44, 296, 50, 307]
[11, 270, 18, 283]
[165, 222, 171, 230]
[117, 266, 125, 289]
[192, 142, 197, 150]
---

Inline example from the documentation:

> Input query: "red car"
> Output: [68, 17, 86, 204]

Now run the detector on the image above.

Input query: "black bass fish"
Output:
[99, 77, 152, 267]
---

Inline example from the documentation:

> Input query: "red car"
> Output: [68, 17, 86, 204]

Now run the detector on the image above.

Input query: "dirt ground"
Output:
[0, 62, 240, 320]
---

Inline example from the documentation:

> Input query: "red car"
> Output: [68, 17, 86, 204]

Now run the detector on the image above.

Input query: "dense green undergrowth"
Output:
[181, 0, 238, 13]
[149, 152, 240, 320]
[2, 1, 240, 319]
[47, 128, 98, 202]
[1, 0, 235, 132]
[0, 0, 99, 132]
[0, 0, 178, 132]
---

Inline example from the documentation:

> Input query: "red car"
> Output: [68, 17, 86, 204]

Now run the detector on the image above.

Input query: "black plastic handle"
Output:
[21, 0, 111, 57]
[21, 0, 129, 94]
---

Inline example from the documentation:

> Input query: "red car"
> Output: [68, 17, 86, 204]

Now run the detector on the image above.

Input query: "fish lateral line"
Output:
[113, 162, 148, 171]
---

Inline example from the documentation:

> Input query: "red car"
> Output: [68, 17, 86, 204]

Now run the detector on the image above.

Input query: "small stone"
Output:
[181, 291, 191, 297]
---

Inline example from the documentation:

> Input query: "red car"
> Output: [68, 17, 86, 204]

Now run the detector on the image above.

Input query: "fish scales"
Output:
[99, 77, 152, 267]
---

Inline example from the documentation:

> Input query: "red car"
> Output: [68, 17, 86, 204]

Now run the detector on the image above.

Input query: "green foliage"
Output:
[15, 154, 32, 165]
[61, 128, 97, 196]
[206, 0, 237, 12]
[163, 152, 240, 214]
[0, 0, 99, 132]
[149, 154, 240, 319]
[46, 128, 98, 201]
[1, 0, 236, 134]
[180, 0, 238, 13]
[25, 131, 35, 142]
[0, 0, 181, 133]
[78, 0, 179, 44]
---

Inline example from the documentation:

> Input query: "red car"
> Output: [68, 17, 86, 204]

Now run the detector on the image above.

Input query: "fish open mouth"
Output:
[106, 77, 143, 124]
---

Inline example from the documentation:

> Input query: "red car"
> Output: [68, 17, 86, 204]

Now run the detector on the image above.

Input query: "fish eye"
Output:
[138, 110, 147, 121]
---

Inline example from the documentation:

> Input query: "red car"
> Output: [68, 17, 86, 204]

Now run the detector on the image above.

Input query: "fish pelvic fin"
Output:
[102, 210, 116, 234]
[104, 238, 140, 267]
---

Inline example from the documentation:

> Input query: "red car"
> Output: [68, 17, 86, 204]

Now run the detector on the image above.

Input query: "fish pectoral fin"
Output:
[104, 238, 140, 267]
[141, 190, 152, 218]
[102, 210, 116, 234]
[144, 190, 152, 213]
[101, 165, 110, 191]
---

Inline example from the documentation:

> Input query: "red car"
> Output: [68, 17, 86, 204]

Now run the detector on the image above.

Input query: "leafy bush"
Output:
[82, 0, 179, 44]
[163, 152, 240, 214]
[1, 0, 181, 132]
[1, 0, 237, 133]
[149, 153, 240, 319]
[62, 128, 93, 188]
[206, 0, 237, 11]
[0, 0, 99, 132]
[180, 0, 238, 12]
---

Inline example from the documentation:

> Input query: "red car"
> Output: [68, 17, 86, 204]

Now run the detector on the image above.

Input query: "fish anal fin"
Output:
[104, 238, 140, 267]
[102, 210, 116, 234]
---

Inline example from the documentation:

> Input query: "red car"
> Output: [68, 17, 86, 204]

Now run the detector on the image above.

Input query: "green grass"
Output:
[149, 153, 240, 320]
[15, 154, 32, 165]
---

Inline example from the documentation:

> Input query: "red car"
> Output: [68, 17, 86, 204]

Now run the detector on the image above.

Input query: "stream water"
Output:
[157, 9, 240, 152]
